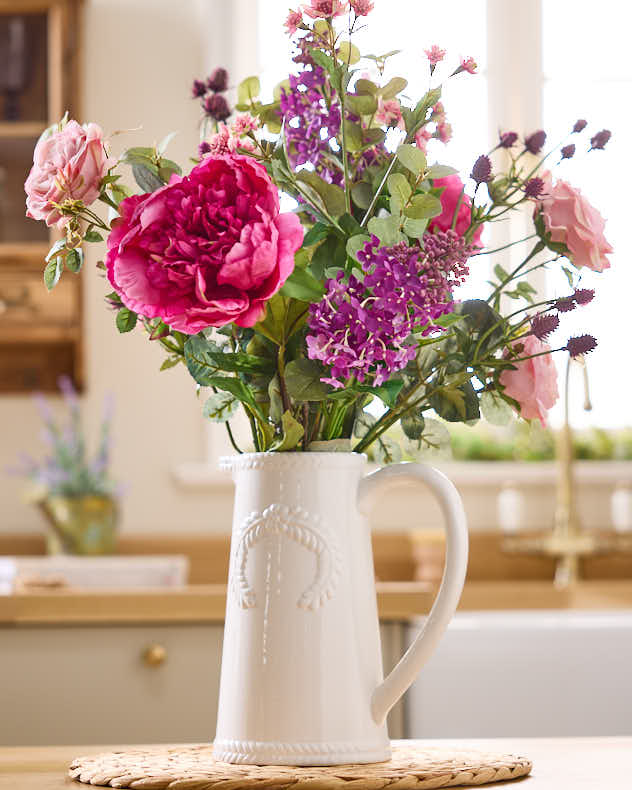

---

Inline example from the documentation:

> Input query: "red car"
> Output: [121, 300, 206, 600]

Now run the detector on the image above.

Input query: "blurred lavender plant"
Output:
[11, 377, 117, 498]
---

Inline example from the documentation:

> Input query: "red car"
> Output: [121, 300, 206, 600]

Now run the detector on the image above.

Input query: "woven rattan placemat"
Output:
[69, 743, 532, 788]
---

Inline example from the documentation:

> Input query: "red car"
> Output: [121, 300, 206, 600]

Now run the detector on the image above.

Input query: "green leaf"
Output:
[273, 79, 291, 101]
[120, 146, 155, 165]
[65, 247, 83, 273]
[337, 40, 361, 65]
[268, 376, 284, 423]
[355, 78, 378, 95]
[362, 128, 386, 148]
[480, 390, 514, 426]
[374, 435, 402, 465]
[296, 170, 346, 217]
[380, 77, 408, 99]
[311, 234, 345, 280]
[405, 193, 442, 219]
[160, 356, 181, 371]
[203, 391, 239, 423]
[45, 238, 66, 262]
[401, 409, 425, 440]
[116, 307, 138, 333]
[367, 214, 403, 246]
[302, 222, 331, 247]
[493, 263, 510, 281]
[346, 233, 371, 262]
[405, 417, 452, 460]
[184, 334, 274, 381]
[343, 120, 364, 153]
[255, 293, 309, 346]
[413, 87, 442, 126]
[84, 230, 103, 243]
[351, 181, 373, 209]
[157, 131, 177, 156]
[456, 299, 504, 349]
[158, 158, 182, 181]
[357, 378, 404, 409]
[280, 266, 326, 303]
[132, 163, 164, 193]
[387, 172, 412, 208]
[270, 410, 304, 451]
[346, 93, 377, 115]
[285, 359, 330, 402]
[426, 164, 458, 179]
[353, 409, 376, 439]
[430, 380, 480, 423]
[396, 143, 427, 174]
[43, 256, 63, 290]
[309, 48, 336, 79]
[403, 217, 428, 239]
[237, 75, 261, 105]
[203, 376, 258, 412]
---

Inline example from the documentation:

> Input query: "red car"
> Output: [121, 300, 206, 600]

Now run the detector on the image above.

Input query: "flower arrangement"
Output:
[13, 376, 116, 499]
[24, 1, 612, 460]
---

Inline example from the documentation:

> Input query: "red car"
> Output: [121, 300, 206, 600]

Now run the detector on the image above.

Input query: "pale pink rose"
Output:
[500, 335, 559, 426]
[302, 0, 347, 19]
[537, 171, 612, 272]
[25, 120, 111, 228]
[375, 97, 405, 131]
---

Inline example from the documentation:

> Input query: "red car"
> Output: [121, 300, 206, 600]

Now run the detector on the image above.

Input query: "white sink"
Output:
[404, 610, 632, 737]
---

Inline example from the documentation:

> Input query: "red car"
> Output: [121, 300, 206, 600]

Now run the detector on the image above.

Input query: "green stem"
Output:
[486, 242, 545, 304]
[360, 155, 398, 227]
[225, 421, 243, 454]
[473, 234, 537, 256]
[277, 344, 291, 413]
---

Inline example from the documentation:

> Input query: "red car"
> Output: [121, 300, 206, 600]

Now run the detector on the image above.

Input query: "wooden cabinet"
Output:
[0, 0, 83, 392]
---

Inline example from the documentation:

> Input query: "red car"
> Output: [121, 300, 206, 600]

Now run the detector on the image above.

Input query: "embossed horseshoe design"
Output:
[233, 504, 340, 611]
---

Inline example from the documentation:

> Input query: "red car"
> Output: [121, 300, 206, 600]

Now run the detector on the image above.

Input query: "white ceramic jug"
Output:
[213, 452, 468, 766]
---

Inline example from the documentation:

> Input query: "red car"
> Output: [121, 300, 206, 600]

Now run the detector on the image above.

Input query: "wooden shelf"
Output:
[0, 121, 46, 139]
[0, 242, 50, 260]
[0, 325, 80, 344]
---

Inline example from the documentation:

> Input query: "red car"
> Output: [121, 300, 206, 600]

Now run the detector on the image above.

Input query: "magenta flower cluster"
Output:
[307, 231, 474, 388]
[280, 67, 341, 177]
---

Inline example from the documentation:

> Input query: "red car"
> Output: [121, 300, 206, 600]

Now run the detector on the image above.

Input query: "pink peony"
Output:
[537, 172, 612, 272]
[428, 175, 483, 245]
[500, 335, 559, 426]
[375, 97, 405, 131]
[25, 119, 111, 228]
[302, 0, 347, 18]
[105, 154, 304, 333]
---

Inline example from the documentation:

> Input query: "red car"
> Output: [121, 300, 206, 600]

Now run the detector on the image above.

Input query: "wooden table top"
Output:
[0, 737, 630, 789]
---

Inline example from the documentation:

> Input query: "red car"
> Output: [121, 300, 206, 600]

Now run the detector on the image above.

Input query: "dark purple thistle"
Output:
[191, 79, 207, 99]
[572, 119, 587, 133]
[560, 144, 576, 160]
[555, 296, 576, 313]
[207, 67, 229, 94]
[198, 141, 211, 157]
[524, 130, 547, 154]
[203, 93, 231, 121]
[470, 154, 492, 184]
[524, 177, 545, 198]
[566, 335, 597, 357]
[573, 288, 595, 305]
[531, 313, 559, 340]
[499, 131, 518, 149]
[590, 129, 612, 150]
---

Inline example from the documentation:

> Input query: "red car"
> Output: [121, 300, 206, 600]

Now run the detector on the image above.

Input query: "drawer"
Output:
[0, 624, 224, 746]
[0, 267, 79, 330]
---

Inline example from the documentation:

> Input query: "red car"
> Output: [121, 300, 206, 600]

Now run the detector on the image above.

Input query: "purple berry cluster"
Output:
[307, 231, 475, 388]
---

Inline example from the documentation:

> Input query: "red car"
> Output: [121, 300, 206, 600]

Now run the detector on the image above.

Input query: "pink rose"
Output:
[500, 335, 559, 426]
[25, 120, 110, 228]
[537, 172, 612, 272]
[428, 175, 483, 245]
[105, 154, 304, 333]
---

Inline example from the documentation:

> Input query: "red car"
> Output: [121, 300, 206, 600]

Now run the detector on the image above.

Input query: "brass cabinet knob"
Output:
[142, 643, 167, 667]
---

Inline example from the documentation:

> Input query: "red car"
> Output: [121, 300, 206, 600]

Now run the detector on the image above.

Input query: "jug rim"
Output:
[219, 451, 368, 472]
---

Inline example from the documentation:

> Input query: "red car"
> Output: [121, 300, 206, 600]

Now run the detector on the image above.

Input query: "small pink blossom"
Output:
[375, 97, 405, 131]
[415, 128, 432, 152]
[204, 123, 232, 155]
[231, 113, 259, 136]
[349, 0, 374, 15]
[284, 9, 303, 35]
[459, 56, 477, 74]
[536, 171, 613, 272]
[431, 101, 446, 121]
[302, 0, 348, 19]
[424, 45, 446, 65]
[500, 335, 559, 426]
[436, 121, 452, 144]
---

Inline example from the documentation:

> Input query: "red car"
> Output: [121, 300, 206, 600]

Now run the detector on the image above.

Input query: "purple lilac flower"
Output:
[524, 177, 545, 198]
[590, 129, 611, 150]
[560, 144, 576, 160]
[499, 131, 518, 149]
[531, 313, 559, 340]
[524, 130, 547, 154]
[471, 155, 492, 184]
[306, 231, 474, 388]
[280, 66, 342, 175]
[573, 288, 595, 305]
[566, 335, 597, 357]
[572, 119, 587, 133]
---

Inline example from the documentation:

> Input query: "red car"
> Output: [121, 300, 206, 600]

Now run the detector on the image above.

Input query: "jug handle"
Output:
[357, 462, 468, 725]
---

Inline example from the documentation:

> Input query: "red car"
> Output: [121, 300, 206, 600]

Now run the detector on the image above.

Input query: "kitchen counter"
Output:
[2, 580, 632, 626]
[1, 737, 629, 789]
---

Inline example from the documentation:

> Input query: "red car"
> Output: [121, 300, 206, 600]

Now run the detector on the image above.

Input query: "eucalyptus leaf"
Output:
[387, 172, 412, 205]
[405, 418, 452, 460]
[373, 435, 402, 465]
[426, 164, 459, 179]
[396, 143, 427, 174]
[346, 233, 371, 262]
[403, 217, 428, 239]
[480, 390, 514, 426]
[351, 181, 373, 209]
[380, 77, 408, 99]
[338, 40, 361, 65]
[355, 78, 378, 95]
[203, 391, 239, 423]
[367, 214, 403, 246]
[343, 120, 364, 153]
[405, 193, 442, 219]
[237, 75, 261, 105]
[347, 93, 377, 115]
[401, 409, 425, 440]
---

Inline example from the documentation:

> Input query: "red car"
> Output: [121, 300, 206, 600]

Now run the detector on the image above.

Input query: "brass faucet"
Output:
[503, 356, 632, 588]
